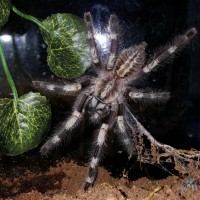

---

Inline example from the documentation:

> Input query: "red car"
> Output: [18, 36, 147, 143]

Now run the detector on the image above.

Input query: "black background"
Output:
[1, 0, 200, 149]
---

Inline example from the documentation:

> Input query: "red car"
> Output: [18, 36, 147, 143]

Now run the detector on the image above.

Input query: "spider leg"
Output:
[32, 78, 91, 96]
[84, 12, 101, 68]
[107, 14, 118, 70]
[125, 106, 172, 152]
[40, 93, 91, 155]
[143, 28, 197, 74]
[83, 103, 117, 190]
[116, 103, 136, 157]
[125, 105, 156, 139]
[128, 90, 170, 103]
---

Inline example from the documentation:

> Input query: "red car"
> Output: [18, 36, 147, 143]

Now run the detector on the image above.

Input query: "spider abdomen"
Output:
[115, 42, 147, 78]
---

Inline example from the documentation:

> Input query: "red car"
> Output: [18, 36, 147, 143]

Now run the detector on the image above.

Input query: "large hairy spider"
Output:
[33, 12, 197, 190]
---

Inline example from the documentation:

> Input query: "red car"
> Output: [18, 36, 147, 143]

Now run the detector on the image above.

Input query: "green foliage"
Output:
[0, 6, 91, 156]
[0, 0, 11, 27]
[0, 92, 51, 156]
[40, 13, 91, 78]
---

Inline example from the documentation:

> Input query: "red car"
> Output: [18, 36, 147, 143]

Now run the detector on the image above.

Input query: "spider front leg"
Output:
[143, 27, 197, 73]
[107, 14, 119, 70]
[84, 12, 101, 68]
[32, 78, 91, 96]
[40, 92, 91, 155]
[83, 103, 117, 190]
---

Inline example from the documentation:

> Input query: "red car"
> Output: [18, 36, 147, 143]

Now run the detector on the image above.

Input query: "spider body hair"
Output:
[33, 12, 197, 190]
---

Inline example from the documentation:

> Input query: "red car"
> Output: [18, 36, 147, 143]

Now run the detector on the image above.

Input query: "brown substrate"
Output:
[0, 151, 200, 200]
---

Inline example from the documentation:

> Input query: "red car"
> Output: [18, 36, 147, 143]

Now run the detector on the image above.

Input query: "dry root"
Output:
[126, 107, 200, 177]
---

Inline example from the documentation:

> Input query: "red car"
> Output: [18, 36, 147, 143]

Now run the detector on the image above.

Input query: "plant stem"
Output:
[11, 5, 49, 33]
[0, 40, 18, 102]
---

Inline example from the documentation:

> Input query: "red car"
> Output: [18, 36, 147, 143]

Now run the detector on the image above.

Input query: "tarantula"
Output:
[33, 12, 197, 190]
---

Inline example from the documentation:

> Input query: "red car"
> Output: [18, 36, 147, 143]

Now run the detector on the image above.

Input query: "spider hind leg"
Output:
[116, 103, 136, 157]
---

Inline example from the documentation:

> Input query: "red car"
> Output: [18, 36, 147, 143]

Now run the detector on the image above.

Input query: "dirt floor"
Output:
[0, 93, 199, 200]
[0, 148, 200, 200]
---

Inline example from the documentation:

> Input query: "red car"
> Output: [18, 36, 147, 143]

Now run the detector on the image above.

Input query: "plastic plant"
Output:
[0, 1, 51, 156]
[12, 5, 91, 78]
[0, 1, 90, 155]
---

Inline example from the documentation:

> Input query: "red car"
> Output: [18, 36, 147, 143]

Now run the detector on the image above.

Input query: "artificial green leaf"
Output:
[40, 13, 91, 78]
[0, 92, 51, 156]
[0, 0, 11, 27]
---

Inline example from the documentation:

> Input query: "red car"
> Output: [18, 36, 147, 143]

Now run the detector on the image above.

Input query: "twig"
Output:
[0, 40, 18, 102]
[143, 186, 163, 200]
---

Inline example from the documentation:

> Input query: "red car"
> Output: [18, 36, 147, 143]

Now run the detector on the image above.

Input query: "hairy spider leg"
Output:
[32, 79, 91, 96]
[128, 90, 170, 103]
[40, 93, 91, 155]
[143, 28, 197, 73]
[84, 12, 101, 68]
[83, 104, 117, 190]
[125, 106, 173, 153]
[116, 103, 136, 157]
[107, 14, 119, 70]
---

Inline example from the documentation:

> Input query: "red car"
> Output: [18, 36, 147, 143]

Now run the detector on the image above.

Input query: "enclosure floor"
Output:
[0, 154, 200, 200]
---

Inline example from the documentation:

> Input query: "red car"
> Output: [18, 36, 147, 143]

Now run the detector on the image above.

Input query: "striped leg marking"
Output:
[40, 94, 90, 155]
[107, 15, 118, 70]
[84, 12, 101, 67]
[116, 104, 135, 156]
[83, 123, 109, 190]
[143, 28, 197, 73]
[33, 78, 91, 96]
[40, 110, 82, 155]
[32, 81, 82, 95]
[129, 91, 170, 102]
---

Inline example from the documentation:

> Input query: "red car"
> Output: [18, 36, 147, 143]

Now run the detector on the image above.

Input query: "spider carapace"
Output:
[33, 12, 197, 190]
